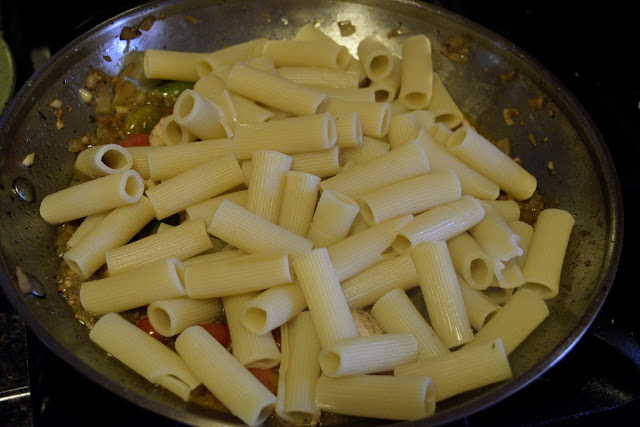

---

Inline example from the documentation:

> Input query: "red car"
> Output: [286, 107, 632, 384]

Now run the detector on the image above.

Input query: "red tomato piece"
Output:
[136, 316, 165, 342]
[121, 133, 150, 147]
[248, 368, 278, 395]
[200, 322, 231, 349]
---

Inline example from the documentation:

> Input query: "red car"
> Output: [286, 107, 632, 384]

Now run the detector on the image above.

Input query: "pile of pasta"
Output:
[39, 24, 575, 426]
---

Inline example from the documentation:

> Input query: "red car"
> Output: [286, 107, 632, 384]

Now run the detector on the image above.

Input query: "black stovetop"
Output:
[1, 0, 639, 425]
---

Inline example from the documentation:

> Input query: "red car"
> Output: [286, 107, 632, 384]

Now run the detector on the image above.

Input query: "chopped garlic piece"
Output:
[22, 152, 35, 167]
[49, 99, 63, 109]
[78, 87, 93, 103]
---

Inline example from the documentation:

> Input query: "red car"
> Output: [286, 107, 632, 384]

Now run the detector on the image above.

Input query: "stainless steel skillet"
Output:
[0, 0, 623, 425]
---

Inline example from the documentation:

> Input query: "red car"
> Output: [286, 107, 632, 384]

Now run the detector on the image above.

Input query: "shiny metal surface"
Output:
[0, 0, 623, 425]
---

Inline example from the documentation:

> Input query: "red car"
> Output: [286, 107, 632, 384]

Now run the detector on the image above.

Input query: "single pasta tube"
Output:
[80, 258, 185, 315]
[74, 143, 133, 177]
[229, 92, 275, 124]
[322, 87, 376, 103]
[105, 218, 213, 276]
[262, 40, 350, 69]
[399, 34, 433, 109]
[483, 199, 521, 222]
[391, 99, 410, 116]
[184, 189, 247, 227]
[278, 171, 321, 237]
[91, 313, 200, 402]
[395, 338, 512, 402]
[457, 274, 500, 331]
[320, 139, 430, 200]
[144, 152, 244, 220]
[411, 109, 436, 130]
[347, 212, 370, 236]
[340, 136, 390, 165]
[173, 89, 227, 140]
[276, 312, 322, 425]
[193, 72, 226, 98]
[410, 241, 474, 348]
[370, 56, 401, 103]
[175, 326, 277, 426]
[241, 282, 307, 335]
[428, 122, 452, 145]
[357, 35, 395, 81]
[307, 190, 360, 248]
[66, 210, 110, 248]
[233, 112, 337, 159]
[276, 67, 359, 89]
[463, 288, 549, 355]
[324, 99, 391, 139]
[290, 147, 341, 179]
[184, 251, 293, 299]
[223, 292, 282, 369]
[226, 62, 327, 116]
[40, 170, 144, 225]
[333, 111, 363, 148]
[208, 200, 313, 258]
[392, 195, 485, 255]
[358, 170, 462, 226]
[341, 254, 418, 309]
[521, 208, 575, 299]
[147, 296, 223, 337]
[315, 374, 436, 421]
[371, 288, 449, 360]
[292, 248, 359, 348]
[388, 112, 422, 149]
[125, 146, 153, 179]
[197, 38, 267, 74]
[319, 333, 418, 377]
[244, 150, 292, 222]
[143, 49, 202, 81]
[446, 231, 494, 290]
[160, 114, 197, 145]
[427, 73, 464, 129]
[447, 126, 537, 200]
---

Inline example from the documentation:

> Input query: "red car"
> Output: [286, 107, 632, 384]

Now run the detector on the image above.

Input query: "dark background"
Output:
[1, 0, 639, 425]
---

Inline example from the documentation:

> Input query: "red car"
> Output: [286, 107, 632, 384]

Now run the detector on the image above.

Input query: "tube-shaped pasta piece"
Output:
[416, 129, 501, 200]
[262, 40, 350, 69]
[446, 232, 494, 290]
[63, 197, 155, 278]
[340, 136, 390, 165]
[333, 112, 363, 148]
[143, 49, 202, 82]
[341, 254, 418, 309]
[483, 199, 521, 222]
[324, 99, 391, 139]
[307, 190, 359, 248]
[319, 333, 418, 377]
[197, 38, 267, 75]
[229, 92, 275, 124]
[91, 313, 200, 401]
[208, 200, 313, 258]
[173, 89, 227, 140]
[392, 195, 485, 255]
[399, 35, 433, 109]
[428, 122, 452, 146]
[276, 67, 359, 89]
[145, 152, 244, 220]
[370, 56, 401, 103]
[40, 170, 144, 224]
[66, 211, 110, 248]
[125, 146, 153, 179]
[278, 171, 320, 237]
[447, 126, 537, 200]
[357, 35, 395, 81]
[193, 72, 226, 98]
[464, 288, 549, 354]
[391, 99, 410, 116]
[388, 112, 421, 149]
[276, 312, 322, 425]
[185, 251, 292, 298]
[147, 297, 223, 337]
[226, 62, 327, 116]
[509, 220, 534, 268]
[223, 292, 282, 369]
[521, 208, 575, 299]
[347, 212, 370, 236]
[315, 374, 436, 421]
[427, 73, 464, 129]
[160, 114, 197, 145]
[289, 147, 341, 178]
[358, 170, 462, 226]
[245, 150, 292, 222]
[241, 282, 307, 335]
[323, 87, 375, 103]
[233, 112, 336, 159]
[328, 214, 413, 282]
[411, 109, 436, 130]
[74, 144, 132, 177]
[184, 189, 247, 227]
[175, 326, 276, 426]
[371, 289, 449, 360]
[80, 258, 185, 314]
[497, 260, 525, 289]
[105, 218, 213, 276]
[457, 274, 500, 331]
[469, 203, 523, 278]
[292, 248, 359, 348]
[395, 338, 512, 402]
[411, 241, 474, 348]
[147, 138, 235, 181]
[320, 139, 430, 200]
